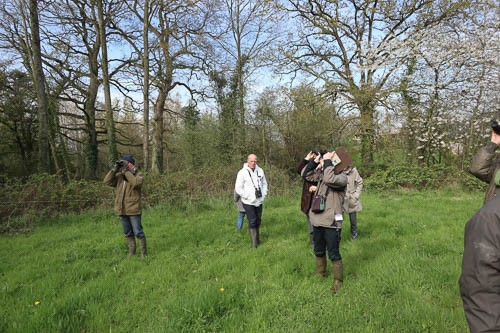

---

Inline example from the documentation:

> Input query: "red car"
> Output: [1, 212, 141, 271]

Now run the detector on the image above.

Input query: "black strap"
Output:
[247, 169, 260, 190]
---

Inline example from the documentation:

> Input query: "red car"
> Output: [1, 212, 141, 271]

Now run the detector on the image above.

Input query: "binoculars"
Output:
[312, 149, 328, 156]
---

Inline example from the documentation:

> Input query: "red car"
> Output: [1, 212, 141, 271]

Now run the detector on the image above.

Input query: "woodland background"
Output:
[0, 0, 498, 229]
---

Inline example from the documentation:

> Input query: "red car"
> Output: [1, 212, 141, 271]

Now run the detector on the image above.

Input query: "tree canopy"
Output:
[0, 0, 497, 179]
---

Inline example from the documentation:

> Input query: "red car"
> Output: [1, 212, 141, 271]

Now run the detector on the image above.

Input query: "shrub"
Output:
[0, 162, 487, 233]
[142, 162, 299, 207]
[0, 174, 113, 233]
[363, 164, 487, 192]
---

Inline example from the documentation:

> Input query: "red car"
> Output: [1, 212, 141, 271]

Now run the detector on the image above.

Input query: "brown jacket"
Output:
[104, 169, 144, 216]
[459, 195, 500, 333]
[296, 159, 317, 214]
[470, 141, 500, 202]
[302, 159, 347, 229]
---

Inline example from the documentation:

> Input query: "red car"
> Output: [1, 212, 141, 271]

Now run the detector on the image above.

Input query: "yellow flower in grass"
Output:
[219, 288, 224, 292]
[34, 300, 41, 306]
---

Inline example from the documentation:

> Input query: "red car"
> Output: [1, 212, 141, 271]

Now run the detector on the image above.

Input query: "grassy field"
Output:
[0, 189, 482, 332]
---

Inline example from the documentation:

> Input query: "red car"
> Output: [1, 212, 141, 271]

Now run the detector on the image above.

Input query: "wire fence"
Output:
[0, 183, 296, 233]
[1, 161, 487, 234]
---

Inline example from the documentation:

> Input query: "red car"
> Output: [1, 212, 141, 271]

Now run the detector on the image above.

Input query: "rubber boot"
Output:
[316, 256, 326, 277]
[139, 237, 147, 258]
[249, 228, 258, 248]
[126, 236, 136, 256]
[256, 227, 261, 245]
[350, 213, 358, 239]
[351, 221, 358, 240]
[331, 260, 343, 294]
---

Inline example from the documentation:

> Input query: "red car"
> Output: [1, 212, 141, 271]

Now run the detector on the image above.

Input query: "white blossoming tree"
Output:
[280, 0, 491, 169]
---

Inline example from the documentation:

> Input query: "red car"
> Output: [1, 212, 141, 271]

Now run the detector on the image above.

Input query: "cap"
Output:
[122, 154, 135, 165]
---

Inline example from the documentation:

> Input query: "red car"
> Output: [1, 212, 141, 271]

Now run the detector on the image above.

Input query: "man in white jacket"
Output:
[235, 154, 268, 248]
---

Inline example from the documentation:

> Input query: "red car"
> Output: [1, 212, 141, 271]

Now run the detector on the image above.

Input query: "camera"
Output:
[255, 188, 263, 198]
[115, 160, 125, 168]
[491, 119, 500, 135]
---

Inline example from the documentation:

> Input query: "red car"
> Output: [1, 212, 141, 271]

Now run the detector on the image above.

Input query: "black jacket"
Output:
[459, 195, 500, 333]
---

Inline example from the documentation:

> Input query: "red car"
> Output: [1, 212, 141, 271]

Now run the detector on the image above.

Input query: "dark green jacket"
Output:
[470, 141, 500, 202]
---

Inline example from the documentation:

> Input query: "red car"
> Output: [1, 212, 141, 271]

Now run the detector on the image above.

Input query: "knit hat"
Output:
[122, 154, 135, 165]
[492, 119, 500, 135]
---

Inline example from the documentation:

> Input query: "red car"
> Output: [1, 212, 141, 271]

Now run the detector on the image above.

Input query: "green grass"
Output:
[0, 190, 482, 332]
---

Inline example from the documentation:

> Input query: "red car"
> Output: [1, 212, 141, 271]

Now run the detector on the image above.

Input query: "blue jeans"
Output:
[120, 215, 145, 238]
[236, 211, 246, 230]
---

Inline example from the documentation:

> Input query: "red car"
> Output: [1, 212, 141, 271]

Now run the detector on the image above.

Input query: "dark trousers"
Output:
[243, 203, 263, 229]
[313, 226, 342, 261]
[348, 212, 357, 225]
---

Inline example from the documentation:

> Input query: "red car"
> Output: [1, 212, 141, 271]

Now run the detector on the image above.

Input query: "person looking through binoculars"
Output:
[104, 154, 147, 258]
[301, 150, 348, 293]
[469, 119, 500, 202]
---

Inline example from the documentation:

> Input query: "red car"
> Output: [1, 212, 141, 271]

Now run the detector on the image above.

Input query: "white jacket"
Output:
[235, 163, 268, 206]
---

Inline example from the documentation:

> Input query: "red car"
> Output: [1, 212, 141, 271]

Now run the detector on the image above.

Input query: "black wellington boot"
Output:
[249, 228, 258, 248]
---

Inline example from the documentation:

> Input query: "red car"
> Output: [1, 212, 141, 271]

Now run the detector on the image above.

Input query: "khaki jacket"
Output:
[104, 169, 144, 216]
[302, 159, 347, 229]
[470, 141, 500, 202]
[343, 166, 363, 213]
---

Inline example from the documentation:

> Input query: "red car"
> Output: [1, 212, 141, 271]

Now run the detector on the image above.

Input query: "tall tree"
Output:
[24, 0, 51, 173]
[282, 0, 467, 169]
[399, 0, 499, 168]
[28, 0, 104, 179]
[0, 69, 37, 175]
[209, 69, 239, 157]
[96, 0, 118, 165]
[181, 104, 202, 168]
[1, 1, 74, 177]
[125, 0, 211, 174]
[42, 0, 133, 178]
[122, 1, 152, 170]
[253, 85, 343, 166]
[142, 0, 151, 171]
[209, 0, 281, 155]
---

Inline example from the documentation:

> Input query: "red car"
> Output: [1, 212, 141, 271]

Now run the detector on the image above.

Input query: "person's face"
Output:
[247, 155, 257, 170]
[492, 129, 500, 145]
